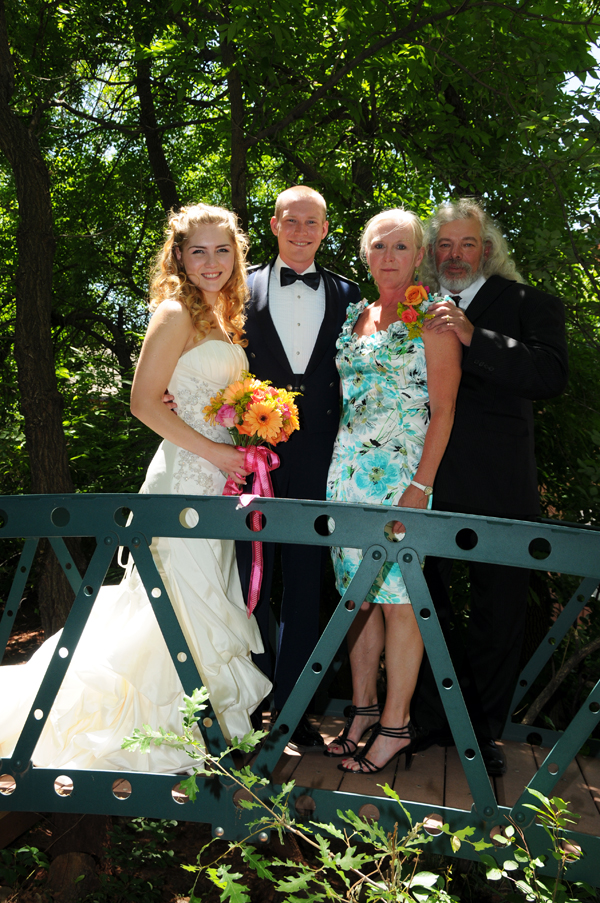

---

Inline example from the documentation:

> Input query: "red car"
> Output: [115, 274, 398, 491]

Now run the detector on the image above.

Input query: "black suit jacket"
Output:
[244, 260, 361, 436]
[433, 275, 568, 519]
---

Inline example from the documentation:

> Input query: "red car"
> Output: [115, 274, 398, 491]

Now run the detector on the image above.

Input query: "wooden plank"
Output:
[532, 749, 600, 836]
[0, 811, 39, 849]
[317, 715, 347, 750]
[494, 741, 538, 809]
[337, 752, 399, 799]
[289, 749, 343, 791]
[270, 749, 302, 785]
[394, 744, 445, 807]
[577, 754, 600, 818]
[444, 746, 475, 811]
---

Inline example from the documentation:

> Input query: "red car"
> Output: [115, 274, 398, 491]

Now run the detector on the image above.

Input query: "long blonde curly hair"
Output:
[149, 203, 249, 345]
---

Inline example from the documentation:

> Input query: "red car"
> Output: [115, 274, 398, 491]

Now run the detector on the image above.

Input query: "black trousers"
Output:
[414, 556, 531, 740]
[236, 430, 336, 710]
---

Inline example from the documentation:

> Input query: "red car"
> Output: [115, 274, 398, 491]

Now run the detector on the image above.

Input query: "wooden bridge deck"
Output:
[267, 714, 600, 836]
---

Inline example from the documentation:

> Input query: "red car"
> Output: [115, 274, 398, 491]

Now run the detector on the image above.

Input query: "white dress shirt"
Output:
[440, 274, 487, 312]
[269, 255, 326, 374]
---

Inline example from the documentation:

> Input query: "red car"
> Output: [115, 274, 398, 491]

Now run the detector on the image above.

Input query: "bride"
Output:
[0, 204, 271, 772]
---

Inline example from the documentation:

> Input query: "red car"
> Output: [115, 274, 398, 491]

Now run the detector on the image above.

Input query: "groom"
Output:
[238, 186, 360, 748]
[416, 199, 569, 774]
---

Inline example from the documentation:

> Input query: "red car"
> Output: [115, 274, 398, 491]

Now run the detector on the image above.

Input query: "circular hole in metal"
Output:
[171, 782, 189, 805]
[589, 702, 600, 714]
[233, 788, 254, 809]
[0, 775, 16, 796]
[529, 537, 551, 560]
[455, 528, 478, 551]
[559, 839, 582, 861]
[423, 813, 443, 836]
[34, 709, 44, 721]
[547, 762, 559, 775]
[6, 610, 12, 618]
[295, 795, 316, 818]
[278, 723, 289, 735]
[578, 594, 585, 603]
[114, 506, 133, 527]
[112, 779, 132, 800]
[420, 608, 431, 619]
[345, 599, 356, 611]
[0, 510, 6, 529]
[384, 520, 405, 542]
[464, 748, 476, 760]
[177, 652, 187, 663]
[312, 662, 323, 673]
[58, 647, 69, 659]
[314, 515, 335, 536]
[245, 511, 266, 532]
[65, 562, 72, 570]
[441, 678, 453, 690]
[151, 587, 161, 598]
[20, 566, 26, 573]
[202, 717, 213, 728]
[490, 826, 511, 847]
[548, 637, 556, 646]
[179, 507, 199, 529]
[358, 804, 380, 823]
[83, 585, 93, 597]
[51, 507, 70, 527]
[520, 679, 528, 687]
[54, 775, 73, 797]
[526, 732, 542, 746]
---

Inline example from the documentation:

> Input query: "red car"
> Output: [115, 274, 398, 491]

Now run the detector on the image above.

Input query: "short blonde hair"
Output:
[359, 208, 423, 265]
[149, 203, 249, 345]
[274, 185, 328, 221]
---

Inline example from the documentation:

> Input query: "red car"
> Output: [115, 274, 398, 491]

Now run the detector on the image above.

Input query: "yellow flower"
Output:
[243, 403, 283, 441]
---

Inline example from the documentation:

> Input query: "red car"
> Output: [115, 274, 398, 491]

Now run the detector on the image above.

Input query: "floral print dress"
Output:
[327, 299, 432, 605]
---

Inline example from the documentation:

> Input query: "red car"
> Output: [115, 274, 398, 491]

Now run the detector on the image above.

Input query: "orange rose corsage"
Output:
[397, 283, 434, 339]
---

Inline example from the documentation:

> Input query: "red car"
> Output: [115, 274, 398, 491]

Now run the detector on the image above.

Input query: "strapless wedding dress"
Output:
[0, 340, 271, 772]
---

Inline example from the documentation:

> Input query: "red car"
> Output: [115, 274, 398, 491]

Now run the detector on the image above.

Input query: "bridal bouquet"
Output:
[203, 372, 300, 447]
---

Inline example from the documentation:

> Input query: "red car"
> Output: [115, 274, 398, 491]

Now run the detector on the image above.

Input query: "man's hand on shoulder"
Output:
[426, 300, 474, 346]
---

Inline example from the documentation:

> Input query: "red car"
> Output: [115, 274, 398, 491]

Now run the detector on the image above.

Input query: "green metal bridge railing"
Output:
[0, 492, 599, 883]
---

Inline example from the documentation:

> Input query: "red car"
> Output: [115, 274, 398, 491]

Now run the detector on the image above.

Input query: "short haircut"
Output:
[274, 185, 328, 221]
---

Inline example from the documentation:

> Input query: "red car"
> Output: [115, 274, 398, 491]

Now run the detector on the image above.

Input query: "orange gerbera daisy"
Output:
[243, 403, 283, 441]
[222, 376, 261, 406]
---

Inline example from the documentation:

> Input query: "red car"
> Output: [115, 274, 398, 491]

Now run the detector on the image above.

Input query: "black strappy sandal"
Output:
[323, 703, 382, 758]
[337, 721, 416, 773]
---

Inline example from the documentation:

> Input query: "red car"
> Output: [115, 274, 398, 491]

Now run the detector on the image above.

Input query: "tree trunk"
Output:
[223, 40, 248, 233]
[0, 0, 77, 634]
[135, 55, 181, 214]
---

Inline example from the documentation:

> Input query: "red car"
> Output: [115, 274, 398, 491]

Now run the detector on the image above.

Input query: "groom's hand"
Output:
[162, 390, 178, 413]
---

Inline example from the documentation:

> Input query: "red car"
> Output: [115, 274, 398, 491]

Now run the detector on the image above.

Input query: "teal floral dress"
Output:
[327, 298, 432, 605]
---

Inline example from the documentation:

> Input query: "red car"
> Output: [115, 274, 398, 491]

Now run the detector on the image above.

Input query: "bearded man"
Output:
[415, 199, 569, 775]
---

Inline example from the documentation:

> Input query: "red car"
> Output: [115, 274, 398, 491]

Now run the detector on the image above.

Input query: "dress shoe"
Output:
[478, 738, 506, 776]
[272, 711, 324, 750]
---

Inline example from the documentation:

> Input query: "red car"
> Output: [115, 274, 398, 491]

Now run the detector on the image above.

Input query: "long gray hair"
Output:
[419, 199, 524, 290]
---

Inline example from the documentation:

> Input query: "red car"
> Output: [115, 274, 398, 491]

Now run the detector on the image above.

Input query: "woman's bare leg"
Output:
[342, 603, 423, 770]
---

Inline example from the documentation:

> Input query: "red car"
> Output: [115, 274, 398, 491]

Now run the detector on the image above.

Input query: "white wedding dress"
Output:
[0, 339, 271, 772]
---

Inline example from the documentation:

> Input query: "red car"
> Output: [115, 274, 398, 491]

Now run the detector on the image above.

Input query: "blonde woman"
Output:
[0, 204, 270, 772]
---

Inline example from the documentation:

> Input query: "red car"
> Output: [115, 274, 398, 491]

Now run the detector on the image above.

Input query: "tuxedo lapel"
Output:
[304, 265, 339, 377]
[250, 262, 292, 374]
[465, 275, 512, 324]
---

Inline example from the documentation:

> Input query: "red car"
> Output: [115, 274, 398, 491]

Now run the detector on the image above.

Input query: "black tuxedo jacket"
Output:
[433, 275, 568, 519]
[244, 260, 361, 436]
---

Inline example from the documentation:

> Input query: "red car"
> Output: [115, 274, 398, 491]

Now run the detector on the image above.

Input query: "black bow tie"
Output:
[280, 267, 321, 291]
[451, 294, 462, 306]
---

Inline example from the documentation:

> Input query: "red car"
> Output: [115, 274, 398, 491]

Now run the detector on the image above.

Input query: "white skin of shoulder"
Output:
[130, 300, 248, 483]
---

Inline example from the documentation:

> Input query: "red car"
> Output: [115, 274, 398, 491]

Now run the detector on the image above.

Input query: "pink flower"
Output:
[216, 404, 238, 428]
[401, 307, 418, 324]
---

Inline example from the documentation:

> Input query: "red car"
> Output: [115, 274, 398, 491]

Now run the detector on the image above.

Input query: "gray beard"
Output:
[438, 259, 483, 293]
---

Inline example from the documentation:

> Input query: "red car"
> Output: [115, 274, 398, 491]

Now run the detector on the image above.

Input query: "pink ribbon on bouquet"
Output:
[223, 445, 280, 617]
